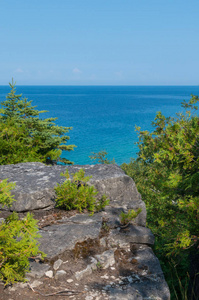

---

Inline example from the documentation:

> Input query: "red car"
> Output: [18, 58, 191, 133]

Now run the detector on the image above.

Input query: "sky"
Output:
[0, 0, 199, 85]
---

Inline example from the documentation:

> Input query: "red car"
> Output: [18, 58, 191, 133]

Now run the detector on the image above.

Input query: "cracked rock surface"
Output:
[0, 162, 146, 226]
[0, 162, 170, 299]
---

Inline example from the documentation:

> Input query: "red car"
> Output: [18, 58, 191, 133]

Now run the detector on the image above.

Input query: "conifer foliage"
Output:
[0, 80, 75, 165]
[0, 179, 44, 285]
[122, 95, 199, 299]
[55, 169, 109, 214]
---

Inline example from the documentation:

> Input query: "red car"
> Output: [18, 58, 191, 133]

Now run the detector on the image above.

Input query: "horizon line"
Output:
[0, 84, 199, 87]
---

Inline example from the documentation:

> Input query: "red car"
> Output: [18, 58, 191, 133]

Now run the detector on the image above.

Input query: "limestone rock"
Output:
[0, 163, 146, 226]
[0, 162, 170, 299]
[95, 249, 116, 269]
[31, 280, 43, 288]
[107, 225, 155, 248]
[53, 258, 63, 270]
[39, 213, 102, 259]
[75, 257, 98, 280]
[75, 265, 93, 281]
[45, 270, 53, 278]
[28, 261, 50, 279]
[55, 270, 66, 279]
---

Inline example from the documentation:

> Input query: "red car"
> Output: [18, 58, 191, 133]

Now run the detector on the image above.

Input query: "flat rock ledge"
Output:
[0, 162, 146, 226]
[0, 162, 170, 300]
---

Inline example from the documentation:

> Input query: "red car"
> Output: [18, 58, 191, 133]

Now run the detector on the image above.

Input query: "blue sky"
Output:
[0, 0, 199, 85]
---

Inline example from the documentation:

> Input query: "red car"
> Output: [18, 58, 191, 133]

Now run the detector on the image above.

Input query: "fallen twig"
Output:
[28, 283, 83, 297]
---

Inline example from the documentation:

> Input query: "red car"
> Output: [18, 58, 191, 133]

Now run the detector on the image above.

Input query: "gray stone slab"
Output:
[108, 287, 143, 300]
[108, 225, 155, 248]
[135, 245, 163, 275]
[128, 280, 170, 300]
[105, 245, 170, 300]
[108, 282, 170, 300]
[0, 162, 146, 226]
[27, 261, 50, 279]
[127, 245, 170, 300]
[0, 162, 170, 299]
[38, 213, 102, 259]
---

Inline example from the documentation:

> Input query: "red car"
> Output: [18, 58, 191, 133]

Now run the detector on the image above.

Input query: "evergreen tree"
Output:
[0, 80, 75, 164]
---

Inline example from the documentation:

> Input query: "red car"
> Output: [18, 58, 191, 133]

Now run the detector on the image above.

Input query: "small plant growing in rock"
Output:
[0, 179, 16, 208]
[54, 169, 109, 214]
[96, 261, 103, 270]
[102, 220, 110, 233]
[119, 208, 142, 227]
[0, 179, 45, 285]
[95, 194, 110, 212]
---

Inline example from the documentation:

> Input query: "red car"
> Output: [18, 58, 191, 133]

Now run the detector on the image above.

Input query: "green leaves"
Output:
[0, 179, 45, 285]
[54, 169, 109, 214]
[89, 150, 115, 164]
[0, 120, 42, 165]
[0, 80, 76, 165]
[0, 179, 16, 208]
[0, 212, 45, 285]
[119, 208, 142, 226]
[121, 95, 199, 299]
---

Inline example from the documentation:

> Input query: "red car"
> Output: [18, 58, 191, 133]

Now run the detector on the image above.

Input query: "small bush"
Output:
[0, 212, 44, 285]
[95, 194, 110, 212]
[89, 150, 115, 164]
[120, 208, 142, 226]
[0, 179, 16, 208]
[54, 169, 109, 214]
[0, 179, 45, 285]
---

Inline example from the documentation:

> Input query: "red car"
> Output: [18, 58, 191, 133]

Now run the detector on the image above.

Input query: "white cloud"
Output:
[72, 67, 82, 74]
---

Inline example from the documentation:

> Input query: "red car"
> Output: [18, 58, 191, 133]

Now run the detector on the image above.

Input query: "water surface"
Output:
[1, 85, 199, 165]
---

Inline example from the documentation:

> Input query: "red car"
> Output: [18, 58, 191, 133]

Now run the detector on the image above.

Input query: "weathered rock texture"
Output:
[0, 162, 146, 226]
[0, 162, 170, 300]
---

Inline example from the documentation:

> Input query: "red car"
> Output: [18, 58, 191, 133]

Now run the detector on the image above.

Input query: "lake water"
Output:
[0, 85, 199, 165]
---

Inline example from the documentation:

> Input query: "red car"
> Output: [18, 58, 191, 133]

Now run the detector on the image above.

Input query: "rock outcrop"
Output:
[0, 163, 146, 226]
[0, 162, 170, 300]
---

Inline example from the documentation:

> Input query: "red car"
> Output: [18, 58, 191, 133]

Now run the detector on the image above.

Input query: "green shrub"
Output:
[95, 194, 110, 212]
[0, 179, 45, 285]
[121, 95, 199, 299]
[54, 169, 109, 214]
[89, 150, 115, 164]
[0, 212, 44, 285]
[0, 179, 16, 208]
[120, 208, 142, 226]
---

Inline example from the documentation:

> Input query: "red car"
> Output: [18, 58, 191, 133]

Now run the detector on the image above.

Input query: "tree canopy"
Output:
[0, 80, 75, 165]
[122, 95, 199, 299]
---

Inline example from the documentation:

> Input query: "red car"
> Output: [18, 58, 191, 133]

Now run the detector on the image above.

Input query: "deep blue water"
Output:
[0, 85, 199, 165]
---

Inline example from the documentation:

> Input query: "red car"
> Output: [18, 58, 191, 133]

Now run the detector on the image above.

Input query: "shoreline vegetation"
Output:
[0, 82, 199, 299]
[0, 80, 76, 165]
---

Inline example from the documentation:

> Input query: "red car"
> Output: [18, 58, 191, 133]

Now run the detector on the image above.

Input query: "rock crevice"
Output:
[0, 162, 170, 300]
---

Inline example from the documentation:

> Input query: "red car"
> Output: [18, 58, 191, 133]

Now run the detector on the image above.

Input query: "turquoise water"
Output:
[0, 85, 199, 165]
